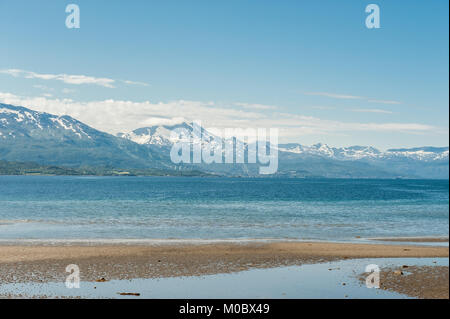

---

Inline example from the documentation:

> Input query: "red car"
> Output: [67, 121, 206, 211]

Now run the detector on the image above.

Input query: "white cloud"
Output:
[310, 106, 336, 110]
[304, 92, 363, 99]
[234, 102, 277, 110]
[368, 99, 402, 105]
[0, 69, 149, 88]
[349, 108, 393, 114]
[33, 84, 54, 91]
[0, 92, 441, 141]
[304, 91, 402, 105]
[140, 117, 186, 126]
[62, 88, 76, 94]
[0, 69, 115, 88]
[122, 80, 150, 87]
[0, 92, 264, 134]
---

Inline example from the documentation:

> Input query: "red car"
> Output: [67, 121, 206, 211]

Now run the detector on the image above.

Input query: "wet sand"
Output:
[371, 237, 449, 243]
[0, 242, 448, 286]
[362, 265, 449, 299]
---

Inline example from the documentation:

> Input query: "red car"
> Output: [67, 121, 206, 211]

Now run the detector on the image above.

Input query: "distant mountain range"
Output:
[1, 103, 448, 178]
[0, 103, 170, 169]
[119, 122, 449, 179]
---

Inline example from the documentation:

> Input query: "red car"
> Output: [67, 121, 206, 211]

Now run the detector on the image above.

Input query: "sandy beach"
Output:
[371, 237, 449, 243]
[0, 242, 448, 298]
[374, 265, 449, 299]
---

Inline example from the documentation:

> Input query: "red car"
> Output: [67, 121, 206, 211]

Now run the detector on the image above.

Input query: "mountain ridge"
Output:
[0, 103, 171, 169]
[1, 103, 448, 179]
[119, 123, 449, 162]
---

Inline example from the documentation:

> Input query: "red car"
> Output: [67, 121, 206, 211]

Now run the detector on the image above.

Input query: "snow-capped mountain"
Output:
[1, 104, 448, 178]
[118, 122, 448, 178]
[278, 143, 448, 162]
[0, 103, 93, 141]
[117, 122, 210, 148]
[384, 147, 449, 161]
[119, 123, 448, 162]
[118, 122, 236, 153]
[117, 123, 190, 146]
[0, 103, 169, 168]
[278, 143, 382, 159]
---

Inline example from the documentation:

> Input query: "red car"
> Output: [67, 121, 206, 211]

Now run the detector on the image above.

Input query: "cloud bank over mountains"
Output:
[0, 91, 443, 149]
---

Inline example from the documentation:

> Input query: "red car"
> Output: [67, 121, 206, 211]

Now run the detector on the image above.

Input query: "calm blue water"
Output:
[6, 258, 448, 298]
[0, 176, 448, 242]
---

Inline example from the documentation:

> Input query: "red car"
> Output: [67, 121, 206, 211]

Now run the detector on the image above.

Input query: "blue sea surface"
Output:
[0, 176, 448, 242]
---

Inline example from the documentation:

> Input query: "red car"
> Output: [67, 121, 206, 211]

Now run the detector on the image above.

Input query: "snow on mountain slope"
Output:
[117, 123, 194, 146]
[0, 103, 170, 169]
[385, 147, 449, 161]
[279, 142, 447, 162]
[0, 103, 92, 140]
[118, 122, 232, 151]
[2, 102, 447, 178]
[119, 122, 449, 163]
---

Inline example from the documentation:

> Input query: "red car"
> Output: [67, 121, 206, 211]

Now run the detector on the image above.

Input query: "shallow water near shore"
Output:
[1, 258, 447, 299]
[0, 176, 448, 242]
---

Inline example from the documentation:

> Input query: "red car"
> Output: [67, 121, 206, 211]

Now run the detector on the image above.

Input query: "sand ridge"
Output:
[0, 242, 448, 285]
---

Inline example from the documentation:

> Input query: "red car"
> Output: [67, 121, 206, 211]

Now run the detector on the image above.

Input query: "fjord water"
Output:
[0, 176, 448, 242]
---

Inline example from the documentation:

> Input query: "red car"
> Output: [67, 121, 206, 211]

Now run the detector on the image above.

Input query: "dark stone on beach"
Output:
[95, 277, 108, 282]
[118, 292, 141, 296]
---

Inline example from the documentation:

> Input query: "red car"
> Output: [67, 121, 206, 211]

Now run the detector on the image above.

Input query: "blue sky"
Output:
[0, 0, 448, 149]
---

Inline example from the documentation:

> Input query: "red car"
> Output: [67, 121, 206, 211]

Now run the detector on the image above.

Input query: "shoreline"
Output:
[0, 236, 447, 246]
[0, 242, 448, 284]
[1, 241, 448, 262]
[368, 237, 449, 243]
[361, 264, 449, 299]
